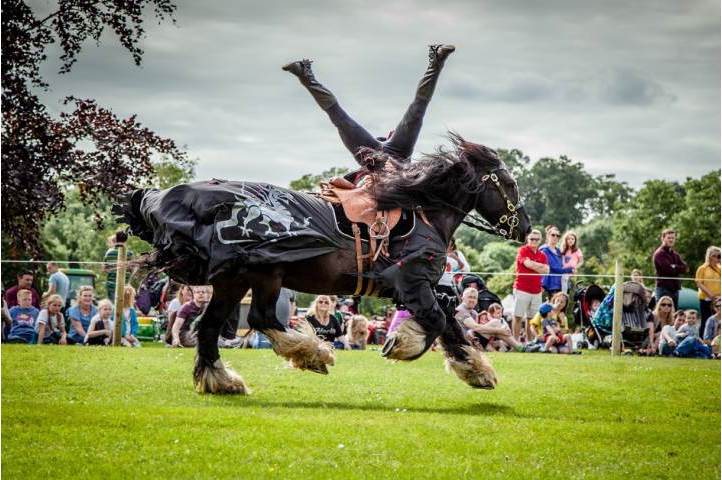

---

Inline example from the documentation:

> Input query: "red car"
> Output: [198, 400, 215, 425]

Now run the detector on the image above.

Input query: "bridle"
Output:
[461, 167, 524, 240]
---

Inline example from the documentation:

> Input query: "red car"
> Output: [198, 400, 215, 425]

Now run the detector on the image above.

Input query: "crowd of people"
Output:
[1, 227, 719, 361]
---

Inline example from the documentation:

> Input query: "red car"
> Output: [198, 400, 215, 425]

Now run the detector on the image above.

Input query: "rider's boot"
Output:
[415, 44, 455, 100]
[282, 59, 338, 110]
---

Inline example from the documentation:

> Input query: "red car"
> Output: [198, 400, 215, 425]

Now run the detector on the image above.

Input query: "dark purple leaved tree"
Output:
[2, 0, 188, 257]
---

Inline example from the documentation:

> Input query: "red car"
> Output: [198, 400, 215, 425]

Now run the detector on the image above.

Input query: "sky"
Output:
[36, 0, 720, 188]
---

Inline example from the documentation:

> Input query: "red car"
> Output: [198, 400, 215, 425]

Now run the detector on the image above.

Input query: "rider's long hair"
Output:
[370, 133, 500, 212]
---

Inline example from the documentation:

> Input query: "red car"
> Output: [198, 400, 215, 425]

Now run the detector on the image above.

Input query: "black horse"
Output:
[117, 134, 531, 394]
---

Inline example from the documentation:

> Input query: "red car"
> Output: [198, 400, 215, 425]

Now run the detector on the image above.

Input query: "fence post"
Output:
[112, 244, 127, 346]
[611, 258, 623, 356]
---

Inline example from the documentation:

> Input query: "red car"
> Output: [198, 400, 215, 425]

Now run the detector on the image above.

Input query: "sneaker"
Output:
[218, 336, 243, 348]
[524, 343, 543, 353]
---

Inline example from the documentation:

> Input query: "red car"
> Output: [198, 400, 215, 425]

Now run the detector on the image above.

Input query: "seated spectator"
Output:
[674, 310, 712, 358]
[66, 286, 98, 345]
[703, 298, 720, 344]
[540, 303, 574, 353]
[2, 297, 11, 341]
[5, 271, 41, 309]
[645, 295, 675, 354]
[36, 294, 67, 345]
[347, 314, 369, 350]
[166, 285, 211, 348]
[658, 311, 686, 356]
[304, 295, 348, 349]
[372, 306, 396, 345]
[528, 292, 569, 341]
[456, 290, 525, 352]
[85, 299, 114, 346]
[387, 308, 410, 336]
[121, 286, 141, 347]
[167, 285, 193, 320]
[6, 289, 40, 343]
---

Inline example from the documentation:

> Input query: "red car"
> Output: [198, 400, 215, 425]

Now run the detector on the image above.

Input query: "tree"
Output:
[672, 171, 721, 269]
[289, 167, 350, 192]
[2, 0, 188, 257]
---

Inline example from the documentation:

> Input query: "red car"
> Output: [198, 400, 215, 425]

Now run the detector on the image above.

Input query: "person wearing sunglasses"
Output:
[539, 225, 575, 300]
[512, 229, 549, 340]
[303, 295, 349, 350]
[652, 228, 688, 309]
[695, 246, 721, 336]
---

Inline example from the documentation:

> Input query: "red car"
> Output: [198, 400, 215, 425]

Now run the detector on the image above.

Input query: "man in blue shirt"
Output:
[44, 262, 70, 306]
[540, 225, 575, 299]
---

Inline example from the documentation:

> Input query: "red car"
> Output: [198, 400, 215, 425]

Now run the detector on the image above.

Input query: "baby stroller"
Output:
[586, 281, 650, 350]
[573, 283, 607, 328]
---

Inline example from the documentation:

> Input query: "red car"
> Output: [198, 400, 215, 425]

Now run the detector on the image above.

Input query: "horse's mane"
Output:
[369, 132, 501, 212]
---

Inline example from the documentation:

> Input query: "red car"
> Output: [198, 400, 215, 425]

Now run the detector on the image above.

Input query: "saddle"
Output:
[319, 177, 402, 296]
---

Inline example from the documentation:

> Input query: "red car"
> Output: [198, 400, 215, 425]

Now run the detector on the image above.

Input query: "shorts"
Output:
[513, 289, 542, 319]
[544, 333, 565, 345]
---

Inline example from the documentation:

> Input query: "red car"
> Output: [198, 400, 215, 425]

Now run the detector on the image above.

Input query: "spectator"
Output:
[646, 295, 675, 353]
[2, 298, 11, 341]
[540, 225, 575, 299]
[6, 289, 39, 343]
[66, 286, 97, 345]
[456, 290, 524, 352]
[36, 294, 67, 345]
[703, 298, 720, 344]
[560, 231, 583, 294]
[167, 285, 193, 319]
[85, 299, 114, 346]
[512, 229, 549, 340]
[370, 306, 396, 344]
[120, 286, 141, 347]
[695, 246, 721, 337]
[5, 271, 41, 309]
[43, 262, 70, 307]
[102, 231, 135, 301]
[528, 292, 570, 340]
[167, 286, 211, 348]
[658, 310, 686, 356]
[674, 310, 712, 359]
[304, 295, 348, 349]
[438, 237, 469, 296]
[347, 314, 369, 350]
[387, 308, 411, 336]
[540, 303, 574, 353]
[631, 269, 645, 286]
[652, 228, 688, 309]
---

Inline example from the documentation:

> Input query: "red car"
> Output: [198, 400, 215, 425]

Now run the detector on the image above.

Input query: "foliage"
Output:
[612, 173, 720, 277]
[289, 167, 350, 192]
[2, 0, 187, 257]
[3, 345, 718, 479]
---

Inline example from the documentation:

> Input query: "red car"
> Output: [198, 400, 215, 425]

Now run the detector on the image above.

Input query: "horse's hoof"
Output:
[381, 336, 397, 358]
[445, 346, 498, 390]
[307, 363, 329, 375]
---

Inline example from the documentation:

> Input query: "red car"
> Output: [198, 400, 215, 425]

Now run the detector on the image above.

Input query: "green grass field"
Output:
[2, 344, 719, 479]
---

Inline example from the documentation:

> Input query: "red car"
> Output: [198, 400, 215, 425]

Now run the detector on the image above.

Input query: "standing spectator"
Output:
[560, 231, 583, 294]
[36, 294, 67, 345]
[703, 298, 720, 344]
[85, 299, 114, 346]
[6, 289, 39, 343]
[695, 246, 721, 336]
[540, 225, 575, 299]
[103, 231, 135, 301]
[5, 271, 41, 309]
[304, 295, 348, 349]
[512, 229, 549, 340]
[652, 228, 688, 309]
[438, 237, 469, 296]
[121, 286, 141, 347]
[66, 286, 98, 345]
[43, 262, 70, 307]
[167, 285, 211, 348]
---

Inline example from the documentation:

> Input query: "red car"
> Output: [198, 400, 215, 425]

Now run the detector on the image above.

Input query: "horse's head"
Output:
[456, 137, 531, 242]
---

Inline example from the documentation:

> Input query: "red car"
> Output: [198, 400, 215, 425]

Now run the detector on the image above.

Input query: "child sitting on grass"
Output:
[674, 310, 712, 359]
[541, 303, 574, 353]
[120, 286, 141, 347]
[36, 294, 67, 345]
[7, 289, 39, 344]
[85, 299, 114, 346]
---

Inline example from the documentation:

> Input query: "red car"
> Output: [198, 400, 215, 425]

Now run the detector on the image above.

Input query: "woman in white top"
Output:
[437, 237, 469, 296]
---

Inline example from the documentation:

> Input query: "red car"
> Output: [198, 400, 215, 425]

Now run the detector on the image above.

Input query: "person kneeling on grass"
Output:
[36, 294, 67, 345]
[541, 303, 575, 354]
[85, 299, 114, 346]
[6, 289, 39, 344]
[674, 310, 713, 359]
